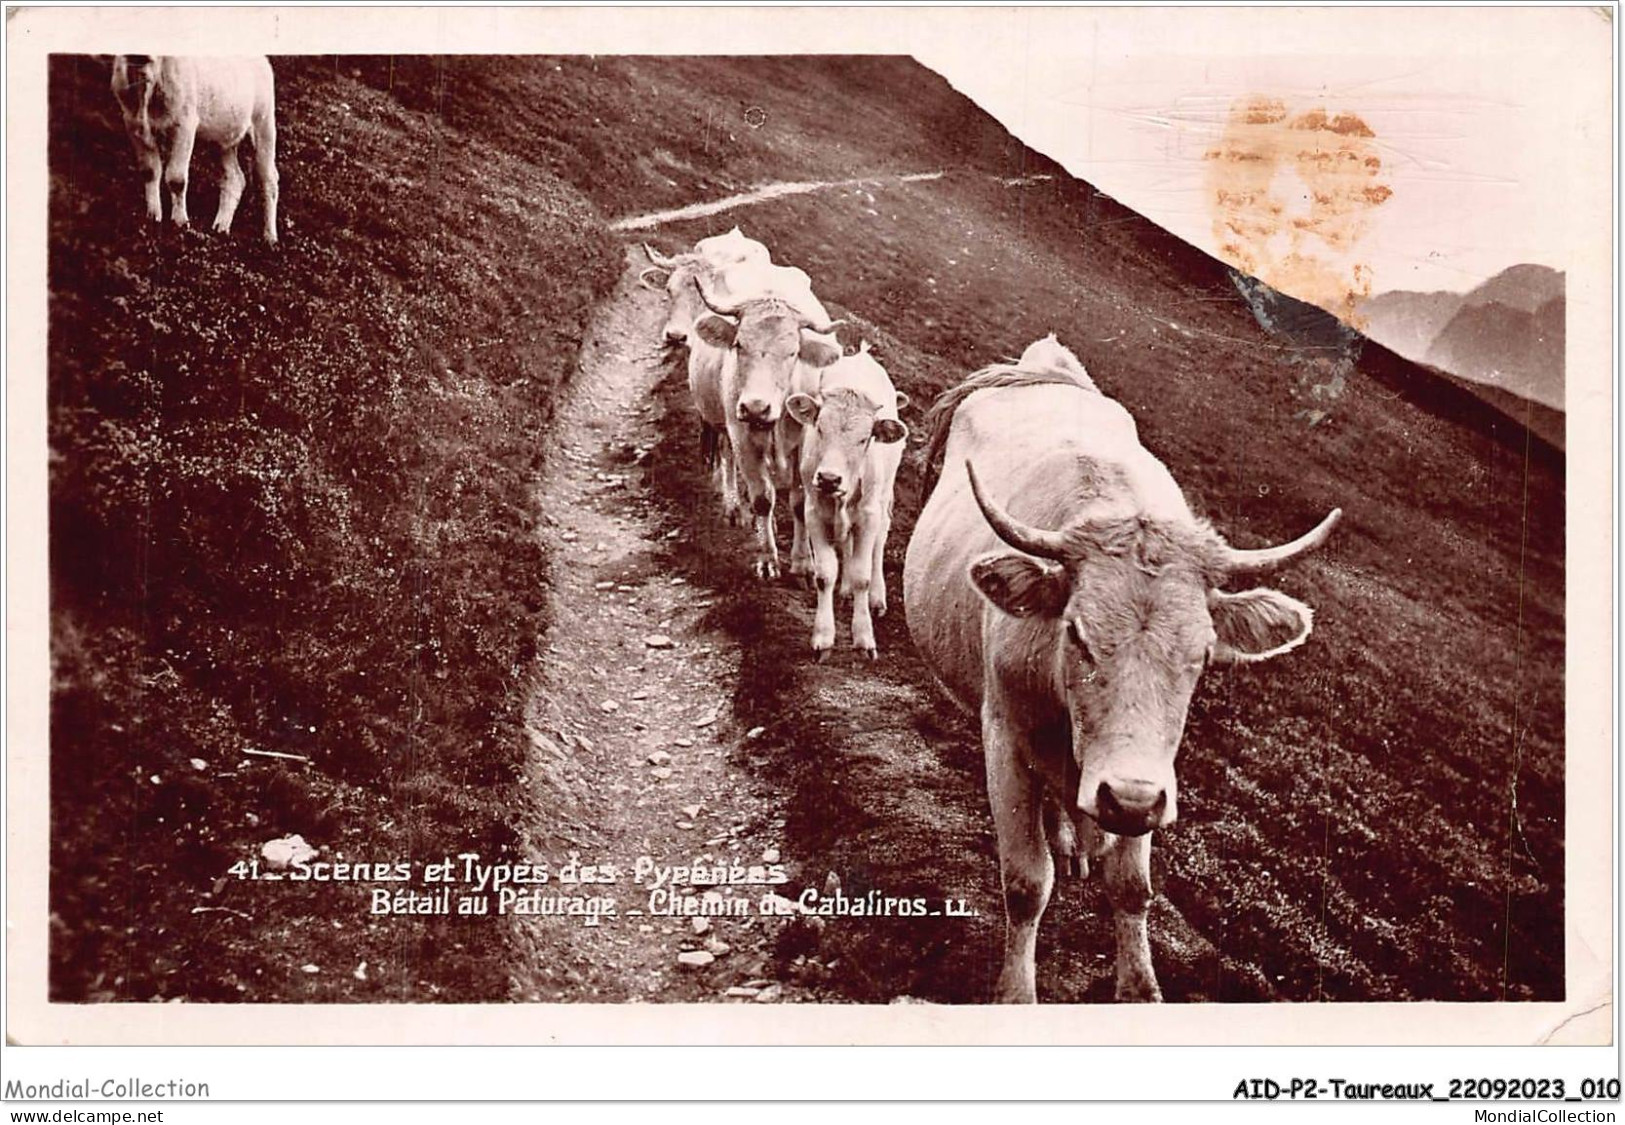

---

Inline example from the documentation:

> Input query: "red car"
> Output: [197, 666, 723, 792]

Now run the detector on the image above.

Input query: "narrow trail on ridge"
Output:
[606, 171, 945, 232]
[507, 249, 815, 1004]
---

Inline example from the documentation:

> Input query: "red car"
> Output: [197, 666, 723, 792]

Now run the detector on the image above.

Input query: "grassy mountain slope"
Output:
[48, 55, 619, 1001]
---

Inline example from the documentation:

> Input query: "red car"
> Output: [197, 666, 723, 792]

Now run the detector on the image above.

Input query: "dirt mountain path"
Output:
[505, 238, 1230, 1007]
[508, 249, 815, 1004]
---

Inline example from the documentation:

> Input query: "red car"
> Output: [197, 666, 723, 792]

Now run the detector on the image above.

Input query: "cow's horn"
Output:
[965, 460, 1069, 561]
[798, 310, 844, 335]
[694, 274, 744, 317]
[643, 242, 680, 269]
[1221, 508, 1342, 574]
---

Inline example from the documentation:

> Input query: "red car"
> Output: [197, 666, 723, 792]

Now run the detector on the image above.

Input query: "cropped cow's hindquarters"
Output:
[110, 55, 280, 244]
[903, 337, 1340, 1003]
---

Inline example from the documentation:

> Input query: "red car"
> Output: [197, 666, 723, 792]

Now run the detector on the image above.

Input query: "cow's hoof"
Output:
[1115, 982, 1163, 1003]
[754, 559, 780, 581]
[870, 597, 888, 617]
[815, 647, 831, 664]
[857, 646, 878, 662]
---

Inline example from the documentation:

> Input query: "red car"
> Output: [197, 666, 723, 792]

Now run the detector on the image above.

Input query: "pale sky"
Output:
[916, 6, 1611, 300]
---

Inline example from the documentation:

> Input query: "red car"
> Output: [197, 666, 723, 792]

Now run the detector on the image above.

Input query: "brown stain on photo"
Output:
[1204, 95, 1392, 325]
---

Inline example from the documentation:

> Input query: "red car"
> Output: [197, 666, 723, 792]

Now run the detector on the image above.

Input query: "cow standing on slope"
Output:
[110, 55, 280, 244]
[689, 264, 842, 578]
[785, 343, 909, 659]
[903, 334, 1340, 1003]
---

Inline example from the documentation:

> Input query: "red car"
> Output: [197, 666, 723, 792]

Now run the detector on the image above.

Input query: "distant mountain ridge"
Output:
[1357, 264, 1565, 411]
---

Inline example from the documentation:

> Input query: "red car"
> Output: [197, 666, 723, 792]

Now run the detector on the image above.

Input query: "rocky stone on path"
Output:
[746, 726, 766, 740]
[643, 634, 674, 649]
[704, 938, 732, 958]
[691, 916, 710, 936]
[761, 847, 780, 864]
[674, 738, 695, 748]
[599, 700, 620, 714]
[647, 750, 672, 767]
[594, 580, 615, 590]
[754, 984, 783, 1003]
[680, 803, 702, 819]
[677, 950, 715, 969]
[261, 834, 317, 871]
[693, 708, 720, 728]
[725, 986, 760, 999]
[676, 820, 695, 830]
[650, 767, 673, 780]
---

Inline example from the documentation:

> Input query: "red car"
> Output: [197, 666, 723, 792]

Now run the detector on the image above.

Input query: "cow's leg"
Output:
[781, 426, 812, 585]
[128, 134, 163, 223]
[164, 119, 198, 230]
[251, 111, 279, 244]
[808, 500, 839, 656]
[847, 512, 881, 658]
[788, 476, 813, 585]
[984, 706, 1051, 1003]
[213, 142, 247, 234]
[867, 502, 892, 618]
[731, 430, 779, 579]
[718, 431, 742, 525]
[1102, 832, 1162, 1002]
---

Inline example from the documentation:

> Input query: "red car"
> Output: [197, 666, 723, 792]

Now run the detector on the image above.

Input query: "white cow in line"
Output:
[785, 343, 909, 659]
[904, 333, 1340, 1003]
[688, 261, 842, 576]
[639, 226, 771, 346]
[110, 55, 280, 244]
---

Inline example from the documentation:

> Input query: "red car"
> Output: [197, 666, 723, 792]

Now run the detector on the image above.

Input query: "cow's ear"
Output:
[695, 315, 737, 350]
[1209, 588, 1314, 664]
[893, 391, 911, 412]
[969, 552, 1069, 619]
[799, 333, 841, 368]
[872, 418, 907, 444]
[638, 267, 672, 292]
[785, 393, 820, 427]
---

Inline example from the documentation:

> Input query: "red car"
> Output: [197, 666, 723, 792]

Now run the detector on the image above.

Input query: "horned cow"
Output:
[903, 335, 1339, 1003]
[639, 227, 771, 345]
[785, 343, 909, 658]
[110, 55, 280, 244]
[689, 263, 842, 578]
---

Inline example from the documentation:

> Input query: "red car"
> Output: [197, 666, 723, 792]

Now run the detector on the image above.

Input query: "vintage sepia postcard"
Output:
[4, 4, 1614, 1062]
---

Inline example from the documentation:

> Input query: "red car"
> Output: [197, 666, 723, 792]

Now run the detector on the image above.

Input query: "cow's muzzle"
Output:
[738, 398, 779, 429]
[815, 470, 845, 497]
[1090, 778, 1170, 837]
